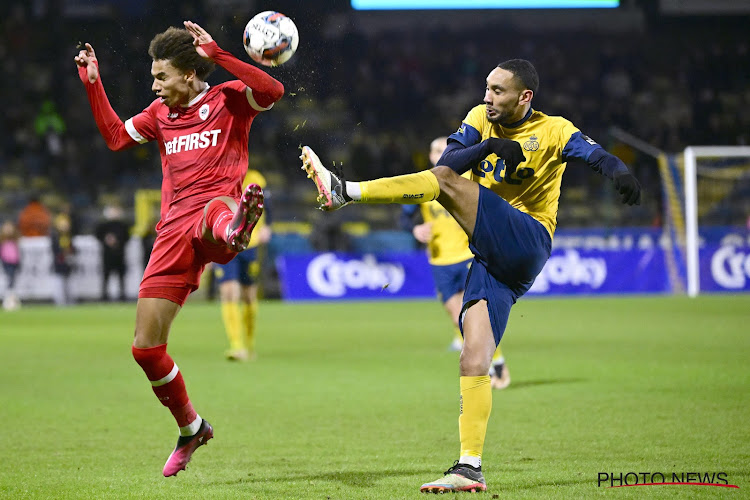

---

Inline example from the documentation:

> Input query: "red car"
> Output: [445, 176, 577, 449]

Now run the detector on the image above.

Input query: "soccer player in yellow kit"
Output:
[301, 59, 641, 493]
[214, 169, 271, 361]
[402, 137, 510, 389]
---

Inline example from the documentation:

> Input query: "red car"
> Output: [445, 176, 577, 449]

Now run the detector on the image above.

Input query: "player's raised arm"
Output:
[74, 42, 138, 151]
[183, 20, 284, 109]
[74, 43, 99, 83]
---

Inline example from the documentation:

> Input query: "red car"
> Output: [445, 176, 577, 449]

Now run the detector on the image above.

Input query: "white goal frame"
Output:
[683, 146, 750, 297]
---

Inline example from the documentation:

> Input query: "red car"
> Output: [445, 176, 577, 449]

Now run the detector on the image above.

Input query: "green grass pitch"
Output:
[1, 296, 748, 499]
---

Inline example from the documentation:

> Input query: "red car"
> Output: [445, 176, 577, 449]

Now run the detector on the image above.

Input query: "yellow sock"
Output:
[359, 170, 439, 204]
[459, 375, 492, 459]
[221, 302, 244, 351]
[243, 302, 258, 352]
[492, 346, 504, 364]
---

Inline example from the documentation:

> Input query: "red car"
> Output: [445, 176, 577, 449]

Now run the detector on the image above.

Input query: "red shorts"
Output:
[139, 217, 235, 306]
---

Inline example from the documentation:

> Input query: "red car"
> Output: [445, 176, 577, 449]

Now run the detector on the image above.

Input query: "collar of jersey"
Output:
[186, 84, 211, 107]
[501, 107, 533, 129]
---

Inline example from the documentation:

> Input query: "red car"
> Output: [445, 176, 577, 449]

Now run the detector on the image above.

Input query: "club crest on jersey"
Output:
[523, 135, 540, 151]
[199, 104, 210, 121]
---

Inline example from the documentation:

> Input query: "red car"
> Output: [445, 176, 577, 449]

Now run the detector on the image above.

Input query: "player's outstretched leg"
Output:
[226, 184, 264, 252]
[420, 461, 487, 493]
[300, 146, 351, 211]
[163, 419, 214, 477]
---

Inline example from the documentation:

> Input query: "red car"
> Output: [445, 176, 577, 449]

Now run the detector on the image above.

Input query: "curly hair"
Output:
[148, 27, 215, 80]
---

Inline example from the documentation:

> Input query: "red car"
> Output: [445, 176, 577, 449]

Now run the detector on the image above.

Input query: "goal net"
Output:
[683, 146, 750, 296]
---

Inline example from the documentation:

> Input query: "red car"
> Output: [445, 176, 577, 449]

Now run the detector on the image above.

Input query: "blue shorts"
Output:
[431, 258, 472, 303]
[460, 185, 551, 345]
[213, 247, 260, 286]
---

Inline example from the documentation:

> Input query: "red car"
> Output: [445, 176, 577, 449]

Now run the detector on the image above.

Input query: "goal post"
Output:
[683, 146, 750, 297]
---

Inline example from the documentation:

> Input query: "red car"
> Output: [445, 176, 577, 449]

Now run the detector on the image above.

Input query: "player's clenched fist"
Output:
[487, 137, 527, 177]
[74, 42, 99, 84]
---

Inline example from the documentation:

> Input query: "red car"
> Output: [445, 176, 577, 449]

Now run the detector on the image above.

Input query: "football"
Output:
[243, 11, 299, 67]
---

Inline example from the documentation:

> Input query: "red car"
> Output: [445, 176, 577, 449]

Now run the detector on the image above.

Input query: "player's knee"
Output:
[219, 281, 240, 301]
[431, 165, 459, 186]
[132, 329, 162, 349]
[459, 348, 492, 376]
[431, 166, 463, 200]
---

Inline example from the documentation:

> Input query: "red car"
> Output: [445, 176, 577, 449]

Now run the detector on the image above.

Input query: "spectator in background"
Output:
[51, 212, 76, 306]
[34, 99, 66, 160]
[96, 204, 130, 301]
[18, 195, 51, 237]
[1, 220, 21, 311]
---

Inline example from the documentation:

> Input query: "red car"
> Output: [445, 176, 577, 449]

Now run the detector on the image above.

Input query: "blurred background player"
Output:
[50, 212, 76, 306]
[401, 137, 510, 389]
[74, 20, 283, 476]
[301, 58, 641, 493]
[214, 168, 272, 361]
[17, 195, 51, 238]
[95, 204, 130, 302]
[0, 220, 21, 311]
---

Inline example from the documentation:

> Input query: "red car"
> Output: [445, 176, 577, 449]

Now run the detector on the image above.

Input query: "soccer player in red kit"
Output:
[74, 21, 284, 476]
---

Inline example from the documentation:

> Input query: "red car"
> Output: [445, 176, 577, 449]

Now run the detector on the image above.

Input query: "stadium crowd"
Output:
[1, 0, 748, 235]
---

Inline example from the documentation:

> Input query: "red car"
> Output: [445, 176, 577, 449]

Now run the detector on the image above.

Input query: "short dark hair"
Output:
[148, 27, 215, 80]
[497, 59, 539, 95]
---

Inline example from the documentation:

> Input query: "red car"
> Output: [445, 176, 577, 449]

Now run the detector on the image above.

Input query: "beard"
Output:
[486, 107, 512, 124]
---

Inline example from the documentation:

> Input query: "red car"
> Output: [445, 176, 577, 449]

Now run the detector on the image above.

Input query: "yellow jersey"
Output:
[419, 201, 473, 266]
[242, 169, 267, 249]
[418, 169, 474, 266]
[450, 105, 586, 239]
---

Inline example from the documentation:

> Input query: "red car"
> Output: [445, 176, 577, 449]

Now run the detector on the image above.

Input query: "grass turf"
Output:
[0, 296, 748, 499]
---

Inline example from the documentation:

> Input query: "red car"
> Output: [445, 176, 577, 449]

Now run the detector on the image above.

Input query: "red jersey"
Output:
[124, 80, 271, 230]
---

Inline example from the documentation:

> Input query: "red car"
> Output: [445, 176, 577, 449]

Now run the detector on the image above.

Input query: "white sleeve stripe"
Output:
[125, 118, 148, 144]
[150, 364, 179, 387]
[246, 87, 274, 112]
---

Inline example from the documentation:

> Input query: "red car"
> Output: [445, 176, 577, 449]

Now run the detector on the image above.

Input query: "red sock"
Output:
[132, 344, 198, 428]
[204, 200, 233, 244]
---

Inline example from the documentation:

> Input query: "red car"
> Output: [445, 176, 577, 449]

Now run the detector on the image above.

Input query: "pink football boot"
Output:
[226, 183, 264, 252]
[162, 419, 214, 477]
